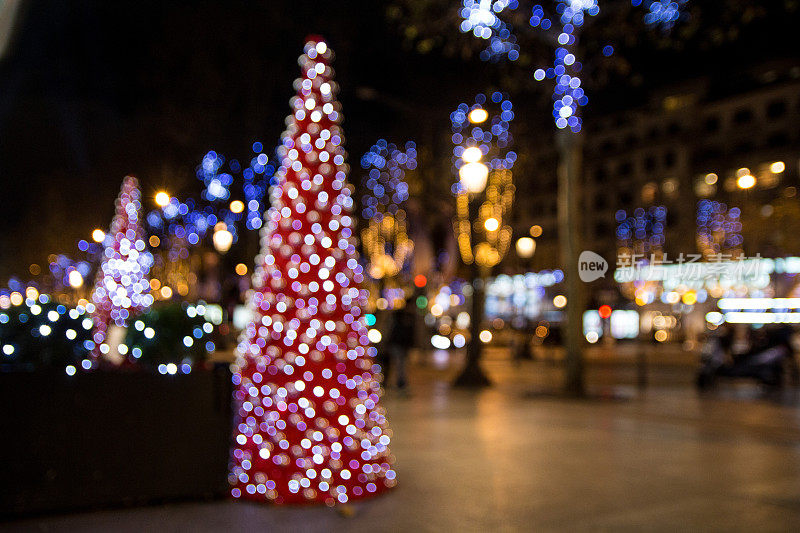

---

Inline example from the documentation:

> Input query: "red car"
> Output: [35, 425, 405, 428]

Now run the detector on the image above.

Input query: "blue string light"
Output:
[361, 140, 416, 221]
[634, 0, 687, 29]
[616, 206, 667, 254]
[458, 0, 521, 61]
[461, 1, 689, 132]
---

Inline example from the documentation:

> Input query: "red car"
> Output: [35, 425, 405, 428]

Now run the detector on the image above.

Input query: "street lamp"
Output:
[516, 237, 536, 259]
[459, 161, 489, 194]
[737, 173, 756, 189]
[68, 269, 83, 289]
[212, 222, 233, 252]
[468, 107, 488, 124]
[452, 92, 516, 387]
[360, 140, 416, 301]
[155, 191, 170, 207]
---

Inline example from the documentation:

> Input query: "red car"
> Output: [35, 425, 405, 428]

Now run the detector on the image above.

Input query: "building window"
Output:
[595, 167, 607, 183]
[767, 100, 787, 119]
[767, 132, 789, 148]
[667, 122, 681, 135]
[594, 194, 606, 210]
[733, 108, 753, 124]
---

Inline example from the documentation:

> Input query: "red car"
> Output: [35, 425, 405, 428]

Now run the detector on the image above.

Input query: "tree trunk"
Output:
[557, 131, 585, 397]
[454, 261, 491, 387]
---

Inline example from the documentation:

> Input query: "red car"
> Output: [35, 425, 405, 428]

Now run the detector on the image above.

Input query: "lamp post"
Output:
[451, 93, 516, 387]
[360, 140, 417, 303]
[212, 222, 233, 253]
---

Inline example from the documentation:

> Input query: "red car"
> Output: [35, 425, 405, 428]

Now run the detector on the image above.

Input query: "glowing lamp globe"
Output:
[68, 269, 84, 289]
[468, 108, 488, 124]
[462, 146, 483, 163]
[230, 200, 245, 213]
[459, 162, 489, 194]
[737, 174, 756, 190]
[516, 237, 536, 258]
[213, 225, 233, 252]
[155, 191, 170, 207]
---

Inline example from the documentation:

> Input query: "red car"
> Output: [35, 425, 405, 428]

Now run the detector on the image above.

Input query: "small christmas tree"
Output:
[90, 176, 154, 365]
[230, 37, 396, 505]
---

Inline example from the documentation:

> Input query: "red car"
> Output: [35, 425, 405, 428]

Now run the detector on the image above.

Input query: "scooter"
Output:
[696, 330, 794, 390]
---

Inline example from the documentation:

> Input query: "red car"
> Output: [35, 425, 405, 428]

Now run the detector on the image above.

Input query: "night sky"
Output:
[0, 0, 796, 280]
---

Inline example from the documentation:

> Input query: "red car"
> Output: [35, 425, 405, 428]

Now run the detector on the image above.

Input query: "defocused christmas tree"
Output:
[229, 37, 396, 505]
[90, 176, 154, 365]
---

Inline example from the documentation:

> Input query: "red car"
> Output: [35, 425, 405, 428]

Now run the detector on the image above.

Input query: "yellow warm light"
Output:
[468, 108, 488, 124]
[529, 225, 543, 238]
[553, 295, 567, 308]
[150, 278, 161, 290]
[230, 200, 245, 214]
[484, 217, 500, 232]
[459, 162, 489, 194]
[682, 291, 697, 305]
[160, 286, 173, 299]
[430, 304, 443, 317]
[704, 173, 718, 185]
[516, 237, 536, 258]
[770, 161, 785, 174]
[92, 229, 105, 243]
[479, 330, 492, 343]
[68, 270, 83, 289]
[26, 287, 39, 300]
[654, 330, 668, 342]
[155, 191, 170, 207]
[737, 174, 756, 189]
[462, 146, 483, 163]
[149, 235, 160, 247]
[10, 292, 23, 306]
[213, 223, 233, 252]
[235, 263, 248, 276]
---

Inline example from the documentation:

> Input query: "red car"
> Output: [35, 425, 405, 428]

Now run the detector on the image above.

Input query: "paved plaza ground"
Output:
[6, 349, 800, 532]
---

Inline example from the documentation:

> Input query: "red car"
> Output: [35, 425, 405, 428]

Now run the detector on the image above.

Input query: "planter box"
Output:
[0, 364, 233, 518]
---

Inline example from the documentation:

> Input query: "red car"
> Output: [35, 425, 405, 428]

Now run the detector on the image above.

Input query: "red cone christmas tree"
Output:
[230, 37, 395, 505]
[90, 176, 154, 365]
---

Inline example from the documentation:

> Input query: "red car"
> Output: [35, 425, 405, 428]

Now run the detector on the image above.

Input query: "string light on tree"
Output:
[360, 140, 416, 280]
[89, 176, 154, 366]
[696, 200, 742, 259]
[458, 0, 521, 61]
[632, 0, 688, 29]
[230, 37, 395, 506]
[458, 1, 688, 131]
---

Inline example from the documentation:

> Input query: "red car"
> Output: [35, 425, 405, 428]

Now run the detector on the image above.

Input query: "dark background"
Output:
[0, 0, 796, 280]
